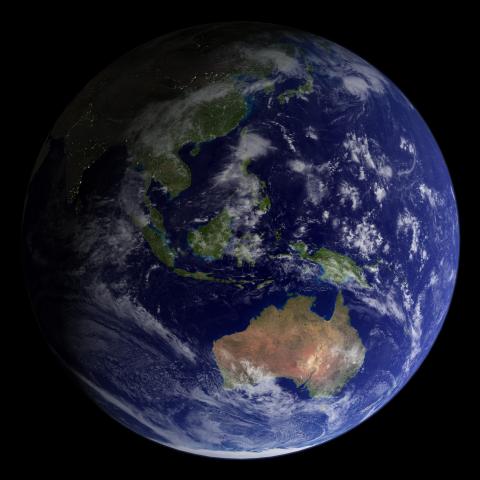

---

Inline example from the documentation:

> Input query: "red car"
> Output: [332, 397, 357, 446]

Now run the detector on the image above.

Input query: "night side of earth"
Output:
[23, 22, 459, 459]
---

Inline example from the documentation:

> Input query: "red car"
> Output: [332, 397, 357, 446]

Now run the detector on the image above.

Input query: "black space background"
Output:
[6, 3, 476, 475]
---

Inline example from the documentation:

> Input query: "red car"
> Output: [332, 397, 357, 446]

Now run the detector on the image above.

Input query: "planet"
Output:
[23, 22, 459, 458]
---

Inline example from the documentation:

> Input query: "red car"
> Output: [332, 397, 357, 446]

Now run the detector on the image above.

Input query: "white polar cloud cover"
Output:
[176, 445, 310, 459]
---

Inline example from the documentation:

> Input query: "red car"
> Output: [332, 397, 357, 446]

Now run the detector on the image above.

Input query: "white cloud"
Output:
[288, 159, 336, 206]
[400, 281, 413, 312]
[362, 290, 406, 324]
[289, 159, 307, 173]
[358, 166, 365, 180]
[242, 79, 276, 94]
[342, 133, 393, 179]
[398, 137, 417, 176]
[311, 44, 387, 100]
[118, 167, 149, 227]
[400, 137, 416, 155]
[339, 182, 361, 210]
[234, 132, 273, 161]
[343, 133, 375, 167]
[230, 233, 264, 266]
[397, 210, 421, 260]
[419, 183, 441, 208]
[241, 47, 301, 76]
[403, 294, 424, 373]
[343, 76, 370, 100]
[429, 271, 439, 287]
[342, 217, 383, 258]
[90, 283, 197, 362]
[73, 200, 142, 272]
[374, 184, 386, 203]
[271, 120, 296, 152]
[348, 62, 387, 95]
[306, 177, 327, 205]
[378, 165, 392, 179]
[306, 126, 318, 140]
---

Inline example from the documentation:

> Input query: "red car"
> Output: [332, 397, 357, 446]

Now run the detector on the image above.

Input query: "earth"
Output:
[23, 23, 459, 458]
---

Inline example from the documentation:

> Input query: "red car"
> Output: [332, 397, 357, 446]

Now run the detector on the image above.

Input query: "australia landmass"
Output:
[213, 292, 366, 397]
